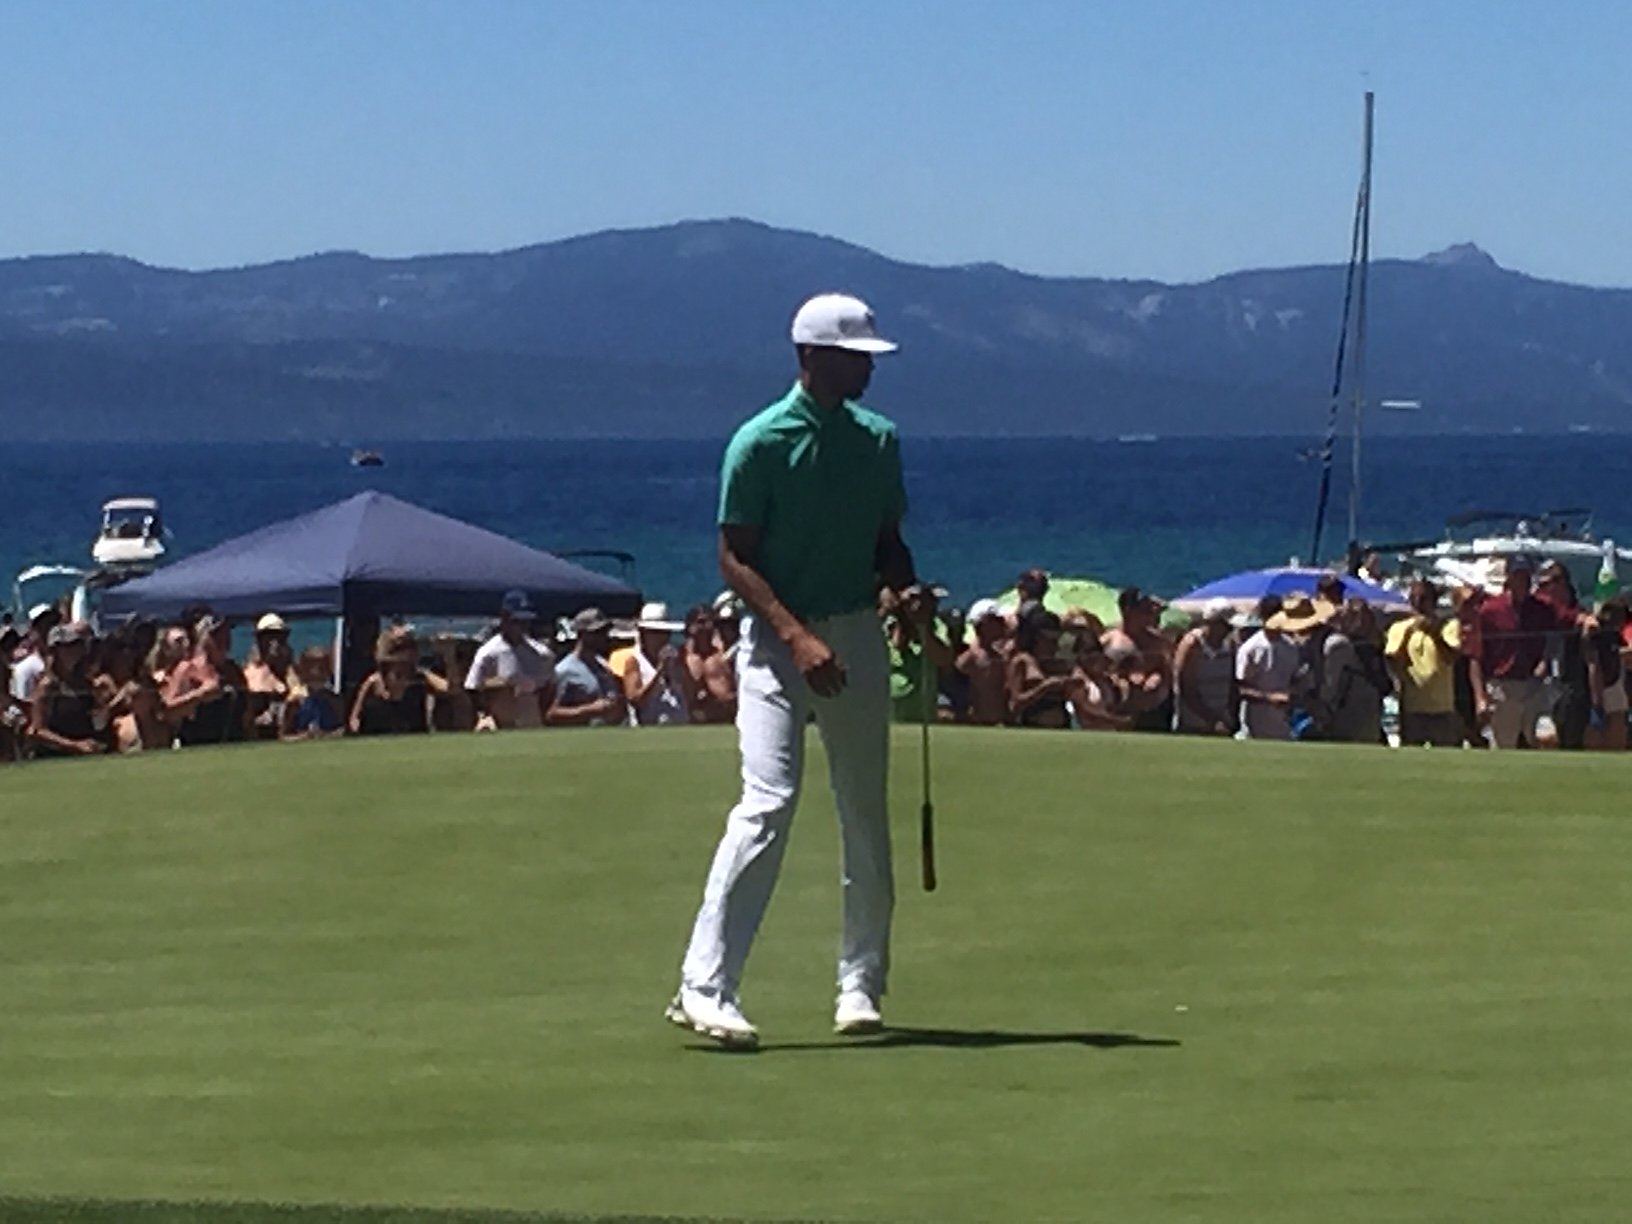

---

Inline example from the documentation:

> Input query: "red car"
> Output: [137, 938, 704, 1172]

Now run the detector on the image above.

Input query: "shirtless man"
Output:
[1101, 587, 1175, 732]
[956, 599, 1009, 725]
[679, 605, 736, 724]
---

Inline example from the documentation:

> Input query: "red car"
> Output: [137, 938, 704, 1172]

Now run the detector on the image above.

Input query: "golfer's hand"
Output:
[791, 630, 846, 698]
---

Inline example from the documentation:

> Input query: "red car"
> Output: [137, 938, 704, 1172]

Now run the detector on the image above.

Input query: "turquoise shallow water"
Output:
[2, 434, 1629, 616]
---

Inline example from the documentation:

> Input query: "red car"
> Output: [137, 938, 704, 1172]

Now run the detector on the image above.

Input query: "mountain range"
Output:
[2, 218, 1629, 441]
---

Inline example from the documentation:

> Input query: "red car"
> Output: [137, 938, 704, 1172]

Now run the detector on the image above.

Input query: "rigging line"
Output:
[1308, 136, 1367, 565]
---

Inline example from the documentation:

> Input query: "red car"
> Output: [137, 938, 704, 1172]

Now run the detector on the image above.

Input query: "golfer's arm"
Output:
[874, 522, 917, 594]
[719, 526, 807, 646]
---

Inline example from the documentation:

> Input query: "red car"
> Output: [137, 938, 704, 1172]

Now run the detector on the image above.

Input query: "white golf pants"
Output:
[680, 609, 894, 1001]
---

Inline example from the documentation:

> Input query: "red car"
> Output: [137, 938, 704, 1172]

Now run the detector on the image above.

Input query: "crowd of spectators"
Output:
[890, 564, 1632, 751]
[5, 560, 1629, 763]
[0, 591, 745, 762]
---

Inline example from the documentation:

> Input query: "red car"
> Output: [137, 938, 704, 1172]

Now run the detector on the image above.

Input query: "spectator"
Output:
[28, 623, 108, 759]
[349, 626, 446, 735]
[464, 590, 557, 730]
[244, 613, 305, 741]
[1174, 598, 1238, 736]
[678, 605, 736, 725]
[8, 603, 58, 711]
[1102, 587, 1175, 732]
[548, 608, 628, 726]
[1386, 580, 1463, 747]
[1586, 596, 1629, 752]
[1007, 605, 1072, 728]
[712, 593, 743, 665]
[936, 605, 972, 719]
[1319, 600, 1389, 744]
[290, 647, 345, 739]
[1013, 568, 1050, 625]
[622, 602, 690, 726]
[1472, 558, 1569, 748]
[0, 652, 24, 763]
[1453, 587, 1487, 746]
[957, 599, 1011, 726]
[1068, 633, 1132, 731]
[149, 625, 191, 689]
[884, 589, 955, 725]
[164, 615, 248, 746]
[1536, 562, 1591, 750]
[1236, 598, 1301, 740]
[95, 628, 169, 752]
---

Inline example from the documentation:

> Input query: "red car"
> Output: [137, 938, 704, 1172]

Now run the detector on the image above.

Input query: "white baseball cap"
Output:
[967, 598, 1004, 624]
[790, 294, 898, 354]
[1201, 598, 1235, 625]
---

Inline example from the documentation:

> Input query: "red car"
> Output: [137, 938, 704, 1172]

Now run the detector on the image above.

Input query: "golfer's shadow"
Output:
[691, 1026, 1181, 1054]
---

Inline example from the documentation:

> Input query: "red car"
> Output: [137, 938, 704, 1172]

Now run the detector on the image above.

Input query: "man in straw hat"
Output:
[1236, 595, 1327, 740]
[667, 292, 933, 1048]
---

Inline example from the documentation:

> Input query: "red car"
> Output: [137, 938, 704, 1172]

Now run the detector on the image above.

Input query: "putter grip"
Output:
[920, 801, 937, 892]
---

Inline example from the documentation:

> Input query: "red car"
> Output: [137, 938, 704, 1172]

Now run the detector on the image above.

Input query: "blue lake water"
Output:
[2, 434, 1628, 615]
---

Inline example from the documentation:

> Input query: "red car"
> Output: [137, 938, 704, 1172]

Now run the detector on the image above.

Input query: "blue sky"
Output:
[3, 0, 1628, 285]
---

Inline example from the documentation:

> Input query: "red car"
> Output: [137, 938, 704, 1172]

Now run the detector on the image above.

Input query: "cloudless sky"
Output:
[3, 0, 1629, 284]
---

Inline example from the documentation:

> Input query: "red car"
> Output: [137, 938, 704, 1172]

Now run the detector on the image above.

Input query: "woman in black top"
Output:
[29, 625, 108, 759]
[1007, 606, 1073, 729]
[348, 627, 448, 736]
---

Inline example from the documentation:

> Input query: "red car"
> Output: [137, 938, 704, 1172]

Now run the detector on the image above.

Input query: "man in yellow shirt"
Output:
[1385, 579, 1463, 747]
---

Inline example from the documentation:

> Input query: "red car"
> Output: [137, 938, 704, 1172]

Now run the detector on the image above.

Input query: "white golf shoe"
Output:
[666, 987, 759, 1049]
[833, 990, 884, 1036]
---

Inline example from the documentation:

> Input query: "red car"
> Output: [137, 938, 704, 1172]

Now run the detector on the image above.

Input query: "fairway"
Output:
[4, 730, 1632, 1223]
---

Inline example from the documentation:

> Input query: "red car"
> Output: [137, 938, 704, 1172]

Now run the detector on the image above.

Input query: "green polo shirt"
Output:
[719, 382, 907, 622]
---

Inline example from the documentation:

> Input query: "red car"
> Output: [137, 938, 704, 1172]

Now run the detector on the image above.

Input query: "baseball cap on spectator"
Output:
[255, 613, 288, 635]
[790, 294, 898, 354]
[500, 589, 539, 621]
[571, 607, 611, 636]
[967, 598, 1004, 625]
[47, 621, 90, 648]
[1118, 586, 1165, 614]
[28, 603, 57, 626]
[1201, 597, 1235, 625]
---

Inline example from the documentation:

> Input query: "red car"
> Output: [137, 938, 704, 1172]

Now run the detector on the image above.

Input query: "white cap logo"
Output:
[790, 293, 899, 354]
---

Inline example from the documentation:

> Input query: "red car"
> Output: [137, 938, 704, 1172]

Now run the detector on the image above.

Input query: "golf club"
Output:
[919, 641, 937, 892]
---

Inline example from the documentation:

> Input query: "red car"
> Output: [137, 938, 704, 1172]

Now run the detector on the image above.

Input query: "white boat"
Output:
[12, 564, 90, 624]
[92, 497, 167, 570]
[1381, 510, 1630, 597]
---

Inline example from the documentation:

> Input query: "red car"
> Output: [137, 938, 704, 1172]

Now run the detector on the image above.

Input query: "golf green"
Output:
[3, 729, 1630, 1222]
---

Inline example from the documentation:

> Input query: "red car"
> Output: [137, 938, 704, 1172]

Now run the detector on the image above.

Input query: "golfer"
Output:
[667, 293, 930, 1048]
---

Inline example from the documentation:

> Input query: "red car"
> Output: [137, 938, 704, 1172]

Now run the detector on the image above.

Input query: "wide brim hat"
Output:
[1267, 595, 1334, 634]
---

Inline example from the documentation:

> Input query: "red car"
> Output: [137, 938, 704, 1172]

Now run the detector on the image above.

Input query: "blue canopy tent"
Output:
[99, 491, 642, 623]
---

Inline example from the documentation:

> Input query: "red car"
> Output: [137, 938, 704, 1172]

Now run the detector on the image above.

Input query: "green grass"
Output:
[2, 729, 1632, 1223]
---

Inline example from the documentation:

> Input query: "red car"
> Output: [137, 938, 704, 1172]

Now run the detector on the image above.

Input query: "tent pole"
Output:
[332, 617, 344, 693]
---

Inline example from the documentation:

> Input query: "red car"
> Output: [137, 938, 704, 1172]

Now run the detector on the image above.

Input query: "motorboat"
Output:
[1377, 509, 1629, 598]
[92, 497, 167, 570]
[350, 449, 385, 468]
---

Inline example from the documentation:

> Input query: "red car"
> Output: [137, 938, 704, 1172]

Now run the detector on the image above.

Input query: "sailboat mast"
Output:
[1346, 91, 1374, 559]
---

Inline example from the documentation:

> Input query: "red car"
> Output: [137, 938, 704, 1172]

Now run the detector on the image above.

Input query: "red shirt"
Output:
[1476, 593, 1564, 679]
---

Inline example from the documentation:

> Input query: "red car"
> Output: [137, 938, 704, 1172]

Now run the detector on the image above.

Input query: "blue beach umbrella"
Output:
[1170, 567, 1406, 618]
